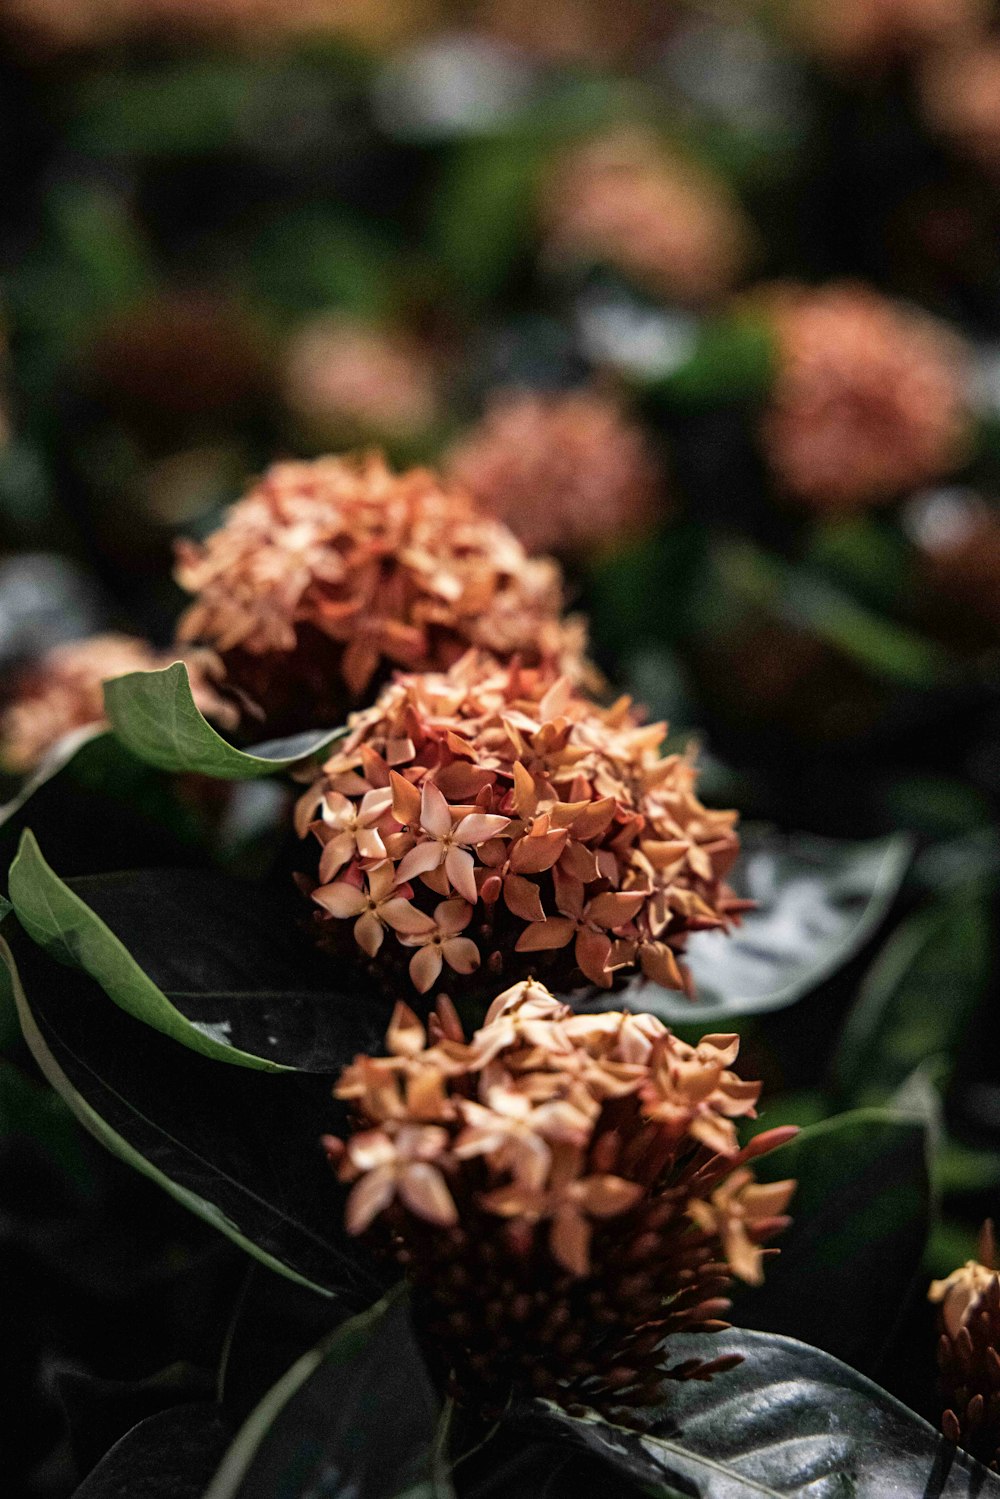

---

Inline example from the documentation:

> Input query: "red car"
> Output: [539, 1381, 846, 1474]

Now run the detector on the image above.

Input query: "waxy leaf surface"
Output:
[530, 1330, 1000, 1497]
[7, 830, 387, 1072]
[103, 661, 344, 779]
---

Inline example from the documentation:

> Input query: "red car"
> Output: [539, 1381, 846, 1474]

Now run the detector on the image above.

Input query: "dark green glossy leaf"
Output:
[0, 920, 381, 1303]
[103, 662, 345, 780]
[732, 1108, 931, 1372]
[204, 1290, 453, 1499]
[833, 893, 993, 1109]
[6, 830, 384, 1072]
[528, 1330, 1000, 1496]
[72, 1404, 232, 1499]
[608, 830, 910, 1023]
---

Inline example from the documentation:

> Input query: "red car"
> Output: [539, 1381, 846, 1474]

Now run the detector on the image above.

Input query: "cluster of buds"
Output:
[541, 126, 749, 306]
[446, 388, 663, 560]
[0, 634, 235, 774]
[296, 651, 744, 1000]
[930, 1222, 1000, 1470]
[325, 981, 795, 1414]
[758, 282, 969, 513]
[175, 454, 576, 736]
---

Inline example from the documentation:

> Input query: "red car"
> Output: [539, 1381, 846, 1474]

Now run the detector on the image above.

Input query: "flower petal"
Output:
[454, 813, 510, 846]
[312, 881, 368, 918]
[503, 873, 547, 923]
[390, 769, 422, 827]
[354, 911, 385, 957]
[435, 897, 473, 935]
[420, 779, 452, 839]
[345, 1166, 397, 1235]
[510, 829, 568, 874]
[400, 1164, 458, 1227]
[442, 937, 481, 975]
[445, 845, 479, 904]
[395, 841, 445, 885]
[515, 917, 576, 952]
[380, 898, 438, 936]
[410, 944, 443, 993]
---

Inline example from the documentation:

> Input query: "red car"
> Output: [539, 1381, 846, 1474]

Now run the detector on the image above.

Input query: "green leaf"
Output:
[529, 1330, 1000, 1496]
[731, 1108, 931, 1372]
[607, 830, 911, 1024]
[833, 892, 993, 1109]
[0, 920, 379, 1301]
[432, 136, 545, 302]
[205, 1289, 453, 1499]
[8, 831, 297, 1071]
[7, 833, 386, 1072]
[103, 662, 345, 779]
[72, 1405, 232, 1499]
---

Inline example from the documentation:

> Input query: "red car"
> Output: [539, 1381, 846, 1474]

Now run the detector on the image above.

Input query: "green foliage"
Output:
[103, 662, 346, 779]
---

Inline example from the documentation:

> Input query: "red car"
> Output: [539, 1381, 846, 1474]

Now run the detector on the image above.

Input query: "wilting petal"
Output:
[395, 840, 445, 885]
[512, 760, 539, 819]
[586, 890, 647, 929]
[575, 928, 614, 987]
[454, 813, 510, 846]
[640, 942, 684, 992]
[503, 874, 547, 923]
[410, 944, 443, 993]
[443, 937, 481, 975]
[420, 779, 453, 838]
[445, 845, 479, 904]
[354, 911, 385, 957]
[345, 1166, 397, 1235]
[312, 881, 368, 918]
[399, 1163, 458, 1227]
[510, 829, 568, 874]
[515, 917, 576, 952]
[390, 770, 422, 827]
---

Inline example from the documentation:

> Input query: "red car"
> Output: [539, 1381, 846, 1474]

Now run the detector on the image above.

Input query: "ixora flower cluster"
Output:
[324, 980, 796, 1413]
[930, 1222, 1000, 1469]
[446, 387, 662, 560]
[296, 651, 744, 999]
[175, 453, 574, 735]
[758, 282, 970, 513]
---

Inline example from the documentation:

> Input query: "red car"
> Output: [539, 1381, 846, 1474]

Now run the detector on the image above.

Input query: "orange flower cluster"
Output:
[2, 0, 437, 53]
[0, 634, 235, 774]
[325, 980, 795, 1411]
[297, 651, 743, 1000]
[930, 1222, 1000, 1469]
[446, 388, 663, 558]
[175, 455, 575, 735]
[283, 316, 440, 448]
[921, 37, 1000, 178]
[541, 127, 749, 306]
[759, 283, 969, 513]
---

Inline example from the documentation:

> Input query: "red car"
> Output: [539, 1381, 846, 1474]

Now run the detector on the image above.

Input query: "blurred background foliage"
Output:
[6, 0, 1000, 1492]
